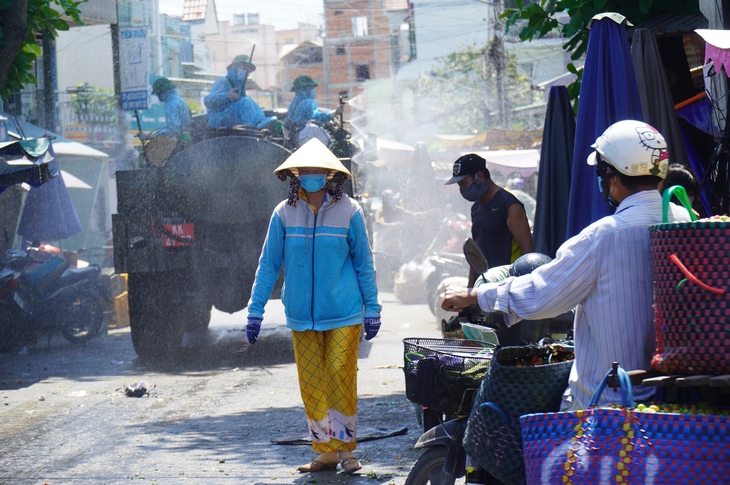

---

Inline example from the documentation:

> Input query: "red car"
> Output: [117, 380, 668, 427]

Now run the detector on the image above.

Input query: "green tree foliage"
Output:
[502, 0, 700, 61]
[500, 0, 700, 107]
[0, 0, 86, 99]
[416, 41, 536, 134]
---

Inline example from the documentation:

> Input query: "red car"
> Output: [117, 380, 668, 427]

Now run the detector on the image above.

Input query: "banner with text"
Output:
[119, 27, 150, 111]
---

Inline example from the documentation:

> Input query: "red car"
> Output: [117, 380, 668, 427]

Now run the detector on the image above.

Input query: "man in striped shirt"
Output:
[442, 120, 692, 409]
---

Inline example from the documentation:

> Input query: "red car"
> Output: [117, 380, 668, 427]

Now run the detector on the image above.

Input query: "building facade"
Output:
[322, 0, 393, 106]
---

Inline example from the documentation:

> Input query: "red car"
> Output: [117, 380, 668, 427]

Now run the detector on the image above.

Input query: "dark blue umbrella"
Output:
[0, 140, 56, 194]
[565, 14, 644, 239]
[17, 143, 82, 242]
[631, 28, 689, 168]
[533, 86, 576, 258]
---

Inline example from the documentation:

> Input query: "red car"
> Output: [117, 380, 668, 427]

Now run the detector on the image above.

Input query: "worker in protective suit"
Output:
[204, 55, 277, 129]
[286, 76, 342, 147]
[151, 77, 191, 134]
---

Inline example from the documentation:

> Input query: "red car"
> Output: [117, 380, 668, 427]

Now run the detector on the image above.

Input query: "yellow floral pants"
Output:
[292, 324, 361, 453]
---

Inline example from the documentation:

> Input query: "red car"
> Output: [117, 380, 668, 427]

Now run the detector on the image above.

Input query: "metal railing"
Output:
[6, 88, 122, 147]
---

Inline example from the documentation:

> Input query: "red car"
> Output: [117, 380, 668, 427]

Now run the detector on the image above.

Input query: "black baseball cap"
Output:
[445, 153, 487, 185]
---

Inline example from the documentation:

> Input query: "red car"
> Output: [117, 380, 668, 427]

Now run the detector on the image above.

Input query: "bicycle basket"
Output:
[403, 338, 495, 414]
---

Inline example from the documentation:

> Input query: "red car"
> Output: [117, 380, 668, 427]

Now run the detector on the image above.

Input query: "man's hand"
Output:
[333, 105, 344, 117]
[441, 285, 478, 312]
[227, 88, 242, 102]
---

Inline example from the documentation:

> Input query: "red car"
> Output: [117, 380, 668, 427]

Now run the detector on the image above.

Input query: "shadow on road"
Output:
[125, 393, 419, 484]
[0, 323, 377, 391]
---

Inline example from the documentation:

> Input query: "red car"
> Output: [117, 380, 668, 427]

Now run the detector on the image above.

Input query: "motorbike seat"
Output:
[59, 265, 101, 287]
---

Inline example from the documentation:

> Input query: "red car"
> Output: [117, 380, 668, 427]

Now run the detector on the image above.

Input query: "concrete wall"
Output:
[206, 21, 278, 89]
[55, 24, 115, 92]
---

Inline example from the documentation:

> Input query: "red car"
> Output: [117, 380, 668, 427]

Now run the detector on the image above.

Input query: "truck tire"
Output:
[181, 304, 211, 333]
[128, 272, 184, 364]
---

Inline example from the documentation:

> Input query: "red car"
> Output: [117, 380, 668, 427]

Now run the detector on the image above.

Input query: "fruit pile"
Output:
[607, 402, 730, 415]
[696, 215, 730, 222]
[504, 345, 574, 367]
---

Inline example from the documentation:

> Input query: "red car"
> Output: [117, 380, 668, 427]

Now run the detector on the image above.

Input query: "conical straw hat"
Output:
[274, 138, 351, 178]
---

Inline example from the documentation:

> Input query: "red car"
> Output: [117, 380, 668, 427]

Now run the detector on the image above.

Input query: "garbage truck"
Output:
[113, 113, 354, 363]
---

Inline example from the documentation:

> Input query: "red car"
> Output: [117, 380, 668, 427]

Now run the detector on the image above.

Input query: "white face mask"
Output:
[236, 69, 247, 81]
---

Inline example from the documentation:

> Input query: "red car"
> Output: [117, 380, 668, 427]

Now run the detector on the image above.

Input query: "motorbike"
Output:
[0, 245, 109, 353]
[405, 239, 574, 485]
[392, 213, 471, 303]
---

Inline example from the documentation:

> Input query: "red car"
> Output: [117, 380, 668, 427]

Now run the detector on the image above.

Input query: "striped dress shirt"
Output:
[477, 190, 691, 408]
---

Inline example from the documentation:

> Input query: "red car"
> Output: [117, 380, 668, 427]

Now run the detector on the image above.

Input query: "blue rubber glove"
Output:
[246, 317, 262, 344]
[364, 317, 381, 341]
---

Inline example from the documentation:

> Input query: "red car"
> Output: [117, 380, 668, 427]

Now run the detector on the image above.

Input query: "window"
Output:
[334, 10, 343, 15]
[335, 46, 346, 56]
[356, 64, 370, 81]
[352, 16, 368, 37]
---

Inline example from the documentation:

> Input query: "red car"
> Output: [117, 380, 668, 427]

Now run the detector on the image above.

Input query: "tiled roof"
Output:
[182, 0, 208, 21]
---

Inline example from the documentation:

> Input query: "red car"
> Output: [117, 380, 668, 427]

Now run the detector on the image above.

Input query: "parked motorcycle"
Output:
[0, 245, 109, 353]
[393, 213, 471, 304]
[405, 239, 574, 485]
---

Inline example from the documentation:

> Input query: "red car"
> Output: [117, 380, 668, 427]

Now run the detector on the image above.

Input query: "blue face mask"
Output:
[237, 69, 247, 81]
[597, 174, 617, 208]
[299, 174, 327, 193]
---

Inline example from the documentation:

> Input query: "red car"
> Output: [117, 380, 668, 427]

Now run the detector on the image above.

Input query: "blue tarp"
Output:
[565, 16, 644, 239]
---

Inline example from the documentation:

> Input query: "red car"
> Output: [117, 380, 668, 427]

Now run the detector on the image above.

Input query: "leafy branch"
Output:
[0, 0, 87, 98]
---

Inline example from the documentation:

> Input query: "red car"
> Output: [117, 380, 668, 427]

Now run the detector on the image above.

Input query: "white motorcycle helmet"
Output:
[586, 120, 669, 179]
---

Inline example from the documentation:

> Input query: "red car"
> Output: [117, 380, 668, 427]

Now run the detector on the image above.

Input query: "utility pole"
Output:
[40, 32, 57, 132]
[110, 22, 127, 155]
[488, 0, 509, 129]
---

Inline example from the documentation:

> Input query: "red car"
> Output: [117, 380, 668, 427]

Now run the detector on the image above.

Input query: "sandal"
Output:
[297, 460, 338, 473]
[340, 456, 362, 474]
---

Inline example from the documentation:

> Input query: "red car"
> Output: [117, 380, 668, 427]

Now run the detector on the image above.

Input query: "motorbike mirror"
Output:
[463, 238, 488, 275]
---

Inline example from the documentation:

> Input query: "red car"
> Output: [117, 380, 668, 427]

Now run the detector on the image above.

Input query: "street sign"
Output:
[119, 27, 150, 111]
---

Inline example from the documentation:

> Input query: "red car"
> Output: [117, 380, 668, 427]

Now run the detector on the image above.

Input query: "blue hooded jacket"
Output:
[204, 66, 276, 129]
[157, 89, 191, 134]
[287, 87, 332, 129]
[247, 194, 381, 331]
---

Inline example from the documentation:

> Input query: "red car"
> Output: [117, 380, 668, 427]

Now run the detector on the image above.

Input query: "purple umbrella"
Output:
[17, 143, 82, 242]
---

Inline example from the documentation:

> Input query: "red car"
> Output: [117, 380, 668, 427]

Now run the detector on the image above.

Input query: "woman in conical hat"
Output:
[246, 138, 381, 474]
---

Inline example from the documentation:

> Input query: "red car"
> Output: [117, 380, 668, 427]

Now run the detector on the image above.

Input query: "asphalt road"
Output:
[0, 292, 447, 485]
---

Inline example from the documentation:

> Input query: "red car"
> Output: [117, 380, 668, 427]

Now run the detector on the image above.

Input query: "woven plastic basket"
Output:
[649, 186, 730, 375]
[403, 338, 495, 414]
[463, 344, 574, 485]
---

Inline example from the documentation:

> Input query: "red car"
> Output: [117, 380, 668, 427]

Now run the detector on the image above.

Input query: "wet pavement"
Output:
[0, 293, 444, 484]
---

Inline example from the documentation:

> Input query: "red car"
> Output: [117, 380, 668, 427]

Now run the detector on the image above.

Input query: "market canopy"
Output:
[467, 149, 540, 177]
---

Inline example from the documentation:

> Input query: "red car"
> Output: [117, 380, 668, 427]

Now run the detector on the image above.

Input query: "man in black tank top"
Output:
[446, 153, 534, 286]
